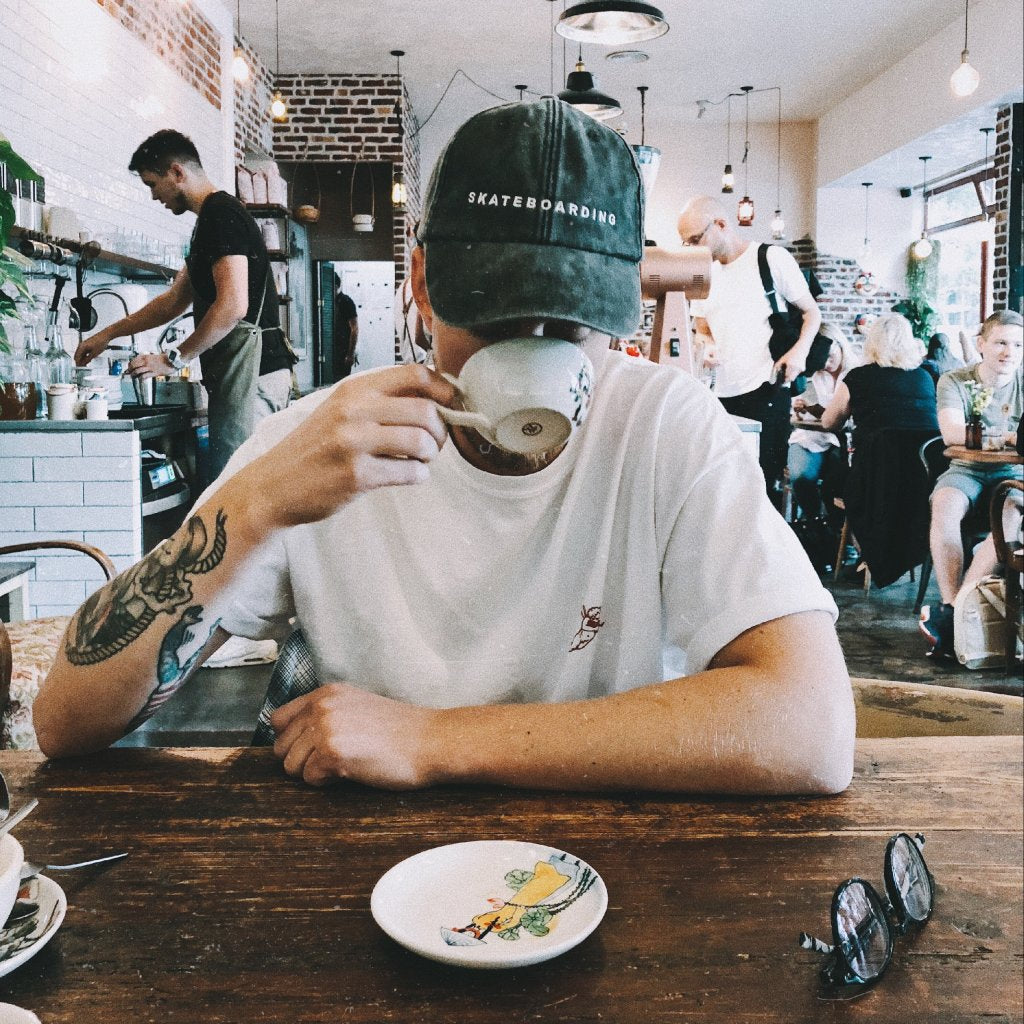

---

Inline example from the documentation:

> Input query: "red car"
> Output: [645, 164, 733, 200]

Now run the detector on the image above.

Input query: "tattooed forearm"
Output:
[123, 607, 222, 733]
[64, 508, 228, 666]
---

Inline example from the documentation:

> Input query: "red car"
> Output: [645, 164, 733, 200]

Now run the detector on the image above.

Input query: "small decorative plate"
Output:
[0, 876, 66, 978]
[371, 840, 607, 969]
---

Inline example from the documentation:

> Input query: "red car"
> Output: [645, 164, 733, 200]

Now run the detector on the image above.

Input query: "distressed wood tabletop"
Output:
[0, 737, 1020, 1023]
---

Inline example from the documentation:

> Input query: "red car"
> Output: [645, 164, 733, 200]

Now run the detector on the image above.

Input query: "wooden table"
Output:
[945, 444, 1024, 466]
[0, 739, 1021, 1022]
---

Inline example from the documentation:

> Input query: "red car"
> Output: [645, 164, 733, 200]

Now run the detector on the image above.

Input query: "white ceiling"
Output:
[235, 0, 1007, 185]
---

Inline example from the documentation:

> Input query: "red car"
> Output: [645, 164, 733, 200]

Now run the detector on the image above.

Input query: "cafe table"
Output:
[944, 444, 1024, 466]
[0, 739, 1020, 1022]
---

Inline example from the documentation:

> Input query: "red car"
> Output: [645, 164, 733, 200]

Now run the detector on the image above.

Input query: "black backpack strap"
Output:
[756, 243, 784, 315]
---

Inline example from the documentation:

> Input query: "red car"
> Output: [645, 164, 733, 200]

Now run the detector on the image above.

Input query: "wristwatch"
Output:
[164, 347, 187, 371]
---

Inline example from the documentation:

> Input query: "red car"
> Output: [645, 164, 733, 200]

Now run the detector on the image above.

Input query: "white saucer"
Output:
[371, 840, 607, 969]
[0, 876, 66, 978]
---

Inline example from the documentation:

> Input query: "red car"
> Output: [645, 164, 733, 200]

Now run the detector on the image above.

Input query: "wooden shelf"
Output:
[244, 204, 291, 219]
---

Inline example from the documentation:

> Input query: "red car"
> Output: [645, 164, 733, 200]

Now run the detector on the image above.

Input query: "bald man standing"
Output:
[678, 197, 821, 504]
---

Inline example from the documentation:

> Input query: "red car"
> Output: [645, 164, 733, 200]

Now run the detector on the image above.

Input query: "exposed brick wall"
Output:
[268, 74, 421, 275]
[93, 0, 222, 110]
[233, 34, 274, 163]
[992, 103, 1021, 312]
[789, 237, 899, 344]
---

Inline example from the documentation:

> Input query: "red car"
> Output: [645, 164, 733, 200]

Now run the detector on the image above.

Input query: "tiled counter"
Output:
[0, 420, 142, 617]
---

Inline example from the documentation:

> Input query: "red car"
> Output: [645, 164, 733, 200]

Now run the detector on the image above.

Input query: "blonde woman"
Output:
[821, 314, 939, 445]
[788, 324, 857, 520]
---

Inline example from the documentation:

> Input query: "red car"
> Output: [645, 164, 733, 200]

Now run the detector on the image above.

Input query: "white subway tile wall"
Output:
[0, 0, 234, 250]
[0, 429, 142, 618]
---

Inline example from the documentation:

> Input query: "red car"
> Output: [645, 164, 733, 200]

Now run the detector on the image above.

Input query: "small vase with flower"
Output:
[963, 381, 993, 450]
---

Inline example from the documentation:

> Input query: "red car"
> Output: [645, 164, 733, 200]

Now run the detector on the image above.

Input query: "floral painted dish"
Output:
[0, 876, 66, 978]
[370, 840, 607, 969]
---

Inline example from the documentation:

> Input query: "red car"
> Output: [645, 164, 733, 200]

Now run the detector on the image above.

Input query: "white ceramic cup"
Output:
[437, 338, 594, 456]
[46, 383, 77, 421]
[0, 835, 24, 936]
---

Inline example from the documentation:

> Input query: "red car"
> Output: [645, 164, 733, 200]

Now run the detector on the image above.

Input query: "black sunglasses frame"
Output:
[802, 833, 934, 992]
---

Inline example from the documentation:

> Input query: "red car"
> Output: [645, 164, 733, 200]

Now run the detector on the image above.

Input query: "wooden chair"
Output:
[0, 540, 116, 749]
[990, 478, 1024, 671]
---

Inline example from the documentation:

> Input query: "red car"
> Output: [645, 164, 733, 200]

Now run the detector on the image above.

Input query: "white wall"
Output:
[816, 0, 1024, 187]
[625, 116, 818, 252]
[0, 0, 234, 249]
[816, 186, 919, 292]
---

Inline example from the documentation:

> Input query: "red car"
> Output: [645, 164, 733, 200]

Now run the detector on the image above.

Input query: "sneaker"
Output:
[919, 604, 955, 660]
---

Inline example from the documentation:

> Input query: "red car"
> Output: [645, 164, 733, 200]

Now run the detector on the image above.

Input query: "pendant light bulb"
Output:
[391, 171, 407, 209]
[232, 48, 250, 84]
[721, 164, 734, 193]
[950, 54, 980, 97]
[270, 91, 288, 123]
[770, 209, 785, 239]
[911, 235, 933, 260]
[737, 195, 754, 226]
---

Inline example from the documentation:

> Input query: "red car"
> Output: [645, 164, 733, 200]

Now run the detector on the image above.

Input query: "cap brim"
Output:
[424, 239, 641, 338]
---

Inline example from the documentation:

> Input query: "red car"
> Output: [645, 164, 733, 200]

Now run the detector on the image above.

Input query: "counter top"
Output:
[0, 404, 192, 433]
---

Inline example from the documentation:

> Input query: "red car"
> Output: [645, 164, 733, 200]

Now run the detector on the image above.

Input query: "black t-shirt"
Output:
[186, 192, 292, 376]
[334, 291, 357, 348]
[844, 364, 939, 446]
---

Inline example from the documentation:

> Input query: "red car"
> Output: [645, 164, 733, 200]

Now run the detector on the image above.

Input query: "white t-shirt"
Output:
[790, 369, 842, 454]
[697, 243, 813, 399]
[207, 352, 836, 707]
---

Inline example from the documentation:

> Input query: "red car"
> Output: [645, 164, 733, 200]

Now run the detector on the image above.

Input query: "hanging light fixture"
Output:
[558, 48, 622, 120]
[721, 93, 734, 193]
[555, 2, 669, 44]
[770, 87, 784, 239]
[269, 0, 287, 123]
[232, 0, 250, 84]
[950, 0, 980, 98]
[911, 156, 934, 260]
[515, 83, 529, 101]
[736, 85, 754, 225]
[860, 182, 874, 266]
[390, 49, 407, 210]
[980, 126, 994, 220]
[631, 85, 661, 198]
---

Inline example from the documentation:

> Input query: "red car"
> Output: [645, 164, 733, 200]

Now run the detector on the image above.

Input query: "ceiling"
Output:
[236, 0, 999, 183]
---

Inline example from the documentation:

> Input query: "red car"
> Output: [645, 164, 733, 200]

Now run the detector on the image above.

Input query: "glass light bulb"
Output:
[232, 50, 250, 84]
[391, 178, 407, 208]
[770, 210, 785, 239]
[950, 56, 980, 98]
[721, 164, 734, 194]
[737, 196, 755, 226]
[270, 93, 288, 123]
[912, 235, 933, 260]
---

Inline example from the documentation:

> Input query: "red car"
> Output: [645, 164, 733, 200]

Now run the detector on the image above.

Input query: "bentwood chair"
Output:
[990, 478, 1024, 671]
[0, 540, 116, 749]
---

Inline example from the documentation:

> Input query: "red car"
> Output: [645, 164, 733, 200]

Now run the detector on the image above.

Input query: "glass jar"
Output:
[44, 317, 74, 386]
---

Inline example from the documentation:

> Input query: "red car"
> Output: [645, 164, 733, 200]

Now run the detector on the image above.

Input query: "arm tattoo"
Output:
[64, 508, 228, 666]
[124, 607, 221, 733]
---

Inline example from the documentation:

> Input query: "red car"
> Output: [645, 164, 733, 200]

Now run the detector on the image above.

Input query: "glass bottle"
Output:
[22, 307, 48, 417]
[0, 322, 36, 420]
[44, 310, 74, 386]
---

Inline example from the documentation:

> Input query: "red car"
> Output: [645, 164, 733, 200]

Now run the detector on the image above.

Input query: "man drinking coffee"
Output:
[37, 99, 854, 797]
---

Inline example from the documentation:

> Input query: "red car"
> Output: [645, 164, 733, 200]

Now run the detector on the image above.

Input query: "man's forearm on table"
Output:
[34, 477, 269, 756]
[428, 612, 855, 796]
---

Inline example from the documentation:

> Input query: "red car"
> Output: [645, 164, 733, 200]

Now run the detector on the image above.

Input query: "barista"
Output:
[75, 130, 294, 481]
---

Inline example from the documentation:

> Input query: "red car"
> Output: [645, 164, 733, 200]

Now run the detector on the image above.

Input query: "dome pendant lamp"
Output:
[555, 2, 669, 45]
[558, 49, 622, 120]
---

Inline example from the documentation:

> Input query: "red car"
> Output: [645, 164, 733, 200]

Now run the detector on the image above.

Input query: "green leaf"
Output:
[495, 926, 521, 941]
[0, 319, 9, 354]
[520, 906, 553, 937]
[0, 190, 13, 244]
[504, 869, 535, 892]
[0, 139, 42, 183]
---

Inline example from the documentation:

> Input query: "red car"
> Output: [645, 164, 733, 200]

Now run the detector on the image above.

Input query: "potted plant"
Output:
[962, 380, 993, 450]
[0, 134, 40, 418]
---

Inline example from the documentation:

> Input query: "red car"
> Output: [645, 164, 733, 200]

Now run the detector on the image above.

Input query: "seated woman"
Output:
[922, 331, 966, 384]
[820, 314, 941, 589]
[788, 323, 857, 522]
[920, 310, 1023, 660]
[821, 314, 939, 446]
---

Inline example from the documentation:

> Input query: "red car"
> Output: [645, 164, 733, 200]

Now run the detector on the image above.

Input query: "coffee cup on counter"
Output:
[133, 376, 156, 406]
[46, 383, 77, 421]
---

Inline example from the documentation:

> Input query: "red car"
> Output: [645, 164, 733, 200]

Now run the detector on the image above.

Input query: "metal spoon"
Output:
[0, 799, 38, 840]
[19, 851, 129, 882]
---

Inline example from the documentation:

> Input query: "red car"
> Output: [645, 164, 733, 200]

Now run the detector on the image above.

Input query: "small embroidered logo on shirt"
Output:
[570, 605, 604, 651]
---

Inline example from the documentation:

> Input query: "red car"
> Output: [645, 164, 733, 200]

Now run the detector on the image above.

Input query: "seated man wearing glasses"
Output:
[36, 100, 854, 797]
